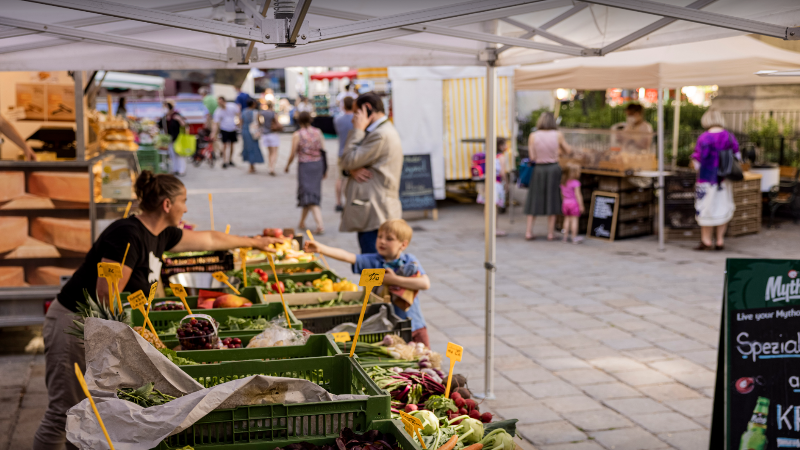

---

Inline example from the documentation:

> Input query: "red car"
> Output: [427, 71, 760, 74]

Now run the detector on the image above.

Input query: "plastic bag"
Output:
[173, 130, 197, 157]
[246, 316, 306, 348]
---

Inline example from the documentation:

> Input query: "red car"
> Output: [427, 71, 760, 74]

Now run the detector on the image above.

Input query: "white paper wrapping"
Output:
[67, 318, 366, 450]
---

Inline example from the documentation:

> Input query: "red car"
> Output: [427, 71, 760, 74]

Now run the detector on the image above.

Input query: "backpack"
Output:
[717, 132, 743, 182]
[471, 152, 486, 180]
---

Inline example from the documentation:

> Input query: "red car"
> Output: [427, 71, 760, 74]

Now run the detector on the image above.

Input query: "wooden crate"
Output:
[666, 227, 701, 241]
[734, 190, 761, 207]
[619, 189, 653, 206]
[727, 218, 761, 237]
[617, 220, 652, 239]
[732, 179, 761, 192]
[619, 204, 652, 222]
[731, 204, 760, 223]
[598, 176, 653, 193]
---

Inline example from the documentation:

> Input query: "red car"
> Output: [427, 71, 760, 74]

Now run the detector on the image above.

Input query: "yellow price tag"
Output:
[98, 262, 121, 280]
[398, 411, 426, 449]
[148, 281, 158, 303]
[265, 253, 292, 327]
[444, 342, 464, 398]
[74, 363, 115, 450]
[240, 248, 251, 288]
[212, 271, 240, 295]
[123, 201, 132, 219]
[359, 268, 385, 287]
[128, 290, 147, 310]
[350, 268, 386, 357]
[169, 283, 193, 314]
[306, 229, 331, 271]
[332, 332, 351, 343]
[225, 224, 230, 234]
[97, 262, 123, 313]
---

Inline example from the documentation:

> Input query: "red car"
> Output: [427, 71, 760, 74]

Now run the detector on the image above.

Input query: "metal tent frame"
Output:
[2, 0, 799, 399]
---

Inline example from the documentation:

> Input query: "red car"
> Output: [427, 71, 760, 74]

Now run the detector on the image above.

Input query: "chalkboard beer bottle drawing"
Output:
[586, 191, 619, 242]
[739, 397, 769, 450]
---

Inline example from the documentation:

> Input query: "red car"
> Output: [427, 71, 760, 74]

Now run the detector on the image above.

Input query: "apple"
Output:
[213, 294, 250, 308]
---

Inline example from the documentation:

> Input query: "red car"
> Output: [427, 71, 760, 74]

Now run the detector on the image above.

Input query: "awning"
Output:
[98, 71, 165, 91]
[309, 69, 357, 80]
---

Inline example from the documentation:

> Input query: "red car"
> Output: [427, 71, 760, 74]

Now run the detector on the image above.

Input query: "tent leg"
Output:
[672, 88, 681, 170]
[73, 71, 85, 160]
[657, 88, 666, 252]
[483, 63, 497, 400]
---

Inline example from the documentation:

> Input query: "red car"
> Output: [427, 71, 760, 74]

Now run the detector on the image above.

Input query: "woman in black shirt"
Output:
[34, 171, 284, 450]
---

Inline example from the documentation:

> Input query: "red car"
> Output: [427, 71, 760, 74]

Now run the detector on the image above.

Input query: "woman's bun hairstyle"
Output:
[135, 171, 184, 213]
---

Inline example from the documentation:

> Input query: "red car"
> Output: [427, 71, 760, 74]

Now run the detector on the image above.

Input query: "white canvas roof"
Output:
[514, 34, 800, 89]
[0, 0, 798, 71]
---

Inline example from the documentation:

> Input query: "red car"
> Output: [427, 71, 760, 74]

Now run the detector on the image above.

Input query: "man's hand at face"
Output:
[352, 104, 371, 132]
[350, 167, 372, 183]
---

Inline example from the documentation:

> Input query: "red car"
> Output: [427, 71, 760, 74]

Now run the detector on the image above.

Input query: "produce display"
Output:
[152, 301, 185, 311]
[273, 428, 403, 450]
[117, 382, 175, 408]
[234, 269, 358, 294]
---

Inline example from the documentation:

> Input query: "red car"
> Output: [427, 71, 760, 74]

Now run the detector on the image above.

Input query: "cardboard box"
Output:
[16, 84, 45, 120]
[46, 85, 75, 121]
[261, 291, 387, 319]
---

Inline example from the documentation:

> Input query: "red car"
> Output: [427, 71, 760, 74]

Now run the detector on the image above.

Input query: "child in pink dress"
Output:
[560, 163, 584, 243]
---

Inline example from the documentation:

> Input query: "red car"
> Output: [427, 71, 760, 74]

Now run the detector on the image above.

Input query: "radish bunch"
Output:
[448, 391, 492, 424]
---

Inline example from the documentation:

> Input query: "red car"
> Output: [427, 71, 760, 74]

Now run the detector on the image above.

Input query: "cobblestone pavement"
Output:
[3, 136, 799, 450]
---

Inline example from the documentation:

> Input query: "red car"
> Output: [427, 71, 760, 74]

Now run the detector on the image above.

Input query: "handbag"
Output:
[270, 115, 283, 133]
[320, 149, 328, 176]
[173, 128, 197, 157]
[518, 158, 534, 188]
[717, 132, 743, 182]
[248, 111, 262, 140]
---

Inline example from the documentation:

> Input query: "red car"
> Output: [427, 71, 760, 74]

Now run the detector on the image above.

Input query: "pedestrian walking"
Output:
[160, 100, 186, 176]
[692, 109, 741, 251]
[525, 112, 570, 240]
[560, 163, 584, 243]
[339, 92, 403, 253]
[241, 98, 264, 173]
[333, 96, 355, 211]
[211, 96, 240, 168]
[286, 111, 325, 234]
[259, 100, 282, 176]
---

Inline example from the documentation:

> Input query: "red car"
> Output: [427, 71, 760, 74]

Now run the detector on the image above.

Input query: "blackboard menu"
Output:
[587, 191, 619, 241]
[711, 259, 800, 449]
[399, 154, 436, 211]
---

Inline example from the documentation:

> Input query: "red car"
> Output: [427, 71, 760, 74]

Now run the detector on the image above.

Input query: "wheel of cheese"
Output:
[0, 267, 24, 287]
[31, 217, 91, 253]
[0, 172, 25, 202]
[28, 266, 76, 285]
[0, 194, 55, 210]
[4, 237, 60, 259]
[0, 217, 29, 253]
[27, 172, 90, 203]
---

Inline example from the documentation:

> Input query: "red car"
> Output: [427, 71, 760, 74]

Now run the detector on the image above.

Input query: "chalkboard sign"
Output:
[709, 259, 800, 449]
[399, 154, 436, 211]
[586, 191, 619, 241]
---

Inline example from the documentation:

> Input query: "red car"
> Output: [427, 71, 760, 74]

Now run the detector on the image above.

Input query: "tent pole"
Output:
[657, 88, 665, 252]
[484, 63, 497, 400]
[672, 88, 681, 169]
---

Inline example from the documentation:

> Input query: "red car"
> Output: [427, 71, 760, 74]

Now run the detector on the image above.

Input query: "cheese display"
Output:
[0, 194, 56, 210]
[4, 237, 60, 259]
[0, 171, 25, 202]
[0, 217, 29, 253]
[28, 266, 75, 285]
[27, 172, 90, 203]
[31, 217, 91, 253]
[0, 267, 24, 287]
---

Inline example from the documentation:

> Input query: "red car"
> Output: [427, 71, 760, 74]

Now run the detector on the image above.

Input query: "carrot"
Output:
[462, 444, 483, 450]
[437, 435, 458, 450]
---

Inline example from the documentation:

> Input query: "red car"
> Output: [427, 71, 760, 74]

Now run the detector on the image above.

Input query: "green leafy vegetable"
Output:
[117, 382, 177, 408]
[158, 348, 199, 366]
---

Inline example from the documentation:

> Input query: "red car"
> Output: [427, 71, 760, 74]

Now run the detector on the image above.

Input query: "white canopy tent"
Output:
[0, 0, 799, 399]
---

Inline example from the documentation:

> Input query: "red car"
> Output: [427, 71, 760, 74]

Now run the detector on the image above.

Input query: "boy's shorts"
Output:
[412, 327, 429, 347]
[220, 130, 238, 143]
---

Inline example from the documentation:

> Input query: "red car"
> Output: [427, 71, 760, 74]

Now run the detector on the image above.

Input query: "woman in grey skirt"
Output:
[524, 112, 571, 240]
[285, 111, 325, 234]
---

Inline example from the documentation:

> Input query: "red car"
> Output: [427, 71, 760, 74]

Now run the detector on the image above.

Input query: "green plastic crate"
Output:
[157, 354, 392, 449]
[245, 260, 326, 272]
[174, 334, 340, 365]
[127, 286, 302, 334]
[137, 148, 167, 174]
[232, 270, 341, 287]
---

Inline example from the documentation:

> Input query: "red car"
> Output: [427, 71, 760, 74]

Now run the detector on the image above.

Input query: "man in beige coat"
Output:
[339, 93, 403, 253]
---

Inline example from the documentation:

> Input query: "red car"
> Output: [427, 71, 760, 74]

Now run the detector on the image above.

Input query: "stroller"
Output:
[192, 126, 216, 168]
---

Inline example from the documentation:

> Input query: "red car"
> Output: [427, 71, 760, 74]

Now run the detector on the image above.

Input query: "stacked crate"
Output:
[728, 176, 762, 236]
[597, 176, 655, 240]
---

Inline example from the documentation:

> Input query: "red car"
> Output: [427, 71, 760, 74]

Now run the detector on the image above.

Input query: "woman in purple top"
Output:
[691, 110, 740, 251]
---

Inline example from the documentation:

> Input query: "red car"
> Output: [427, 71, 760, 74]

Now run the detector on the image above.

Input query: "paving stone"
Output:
[604, 398, 672, 416]
[632, 412, 703, 433]
[541, 395, 605, 413]
[693, 414, 712, 428]
[498, 333, 548, 348]
[655, 338, 710, 352]
[554, 369, 615, 386]
[19, 393, 48, 409]
[658, 430, 710, 450]
[537, 357, 592, 371]
[612, 369, 673, 386]
[494, 404, 561, 425]
[582, 383, 644, 400]
[670, 370, 717, 389]
[539, 441, 605, 450]
[504, 367, 558, 384]
[602, 337, 652, 350]
[8, 406, 45, 450]
[552, 335, 600, 350]
[519, 421, 587, 446]
[581, 327, 633, 341]
[589, 427, 669, 450]
[563, 318, 607, 330]
[625, 306, 667, 316]
[570, 346, 622, 360]
[0, 363, 31, 388]
[664, 398, 714, 417]
[621, 347, 675, 362]
[0, 389, 21, 420]
[588, 357, 649, 373]
[494, 356, 541, 371]
[534, 327, 579, 339]
[519, 345, 573, 360]
[0, 419, 12, 450]
[566, 408, 633, 431]
[521, 380, 582, 399]
[637, 383, 702, 402]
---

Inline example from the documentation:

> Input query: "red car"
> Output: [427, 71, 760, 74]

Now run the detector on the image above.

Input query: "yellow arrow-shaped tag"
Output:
[212, 271, 240, 295]
[444, 342, 464, 398]
[74, 363, 115, 450]
[169, 283, 193, 314]
[350, 268, 385, 357]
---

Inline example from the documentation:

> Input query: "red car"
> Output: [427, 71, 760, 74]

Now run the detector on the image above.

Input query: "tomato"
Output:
[271, 281, 285, 293]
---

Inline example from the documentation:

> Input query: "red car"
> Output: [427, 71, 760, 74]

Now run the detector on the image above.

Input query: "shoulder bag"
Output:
[717, 132, 743, 182]
[248, 110, 262, 140]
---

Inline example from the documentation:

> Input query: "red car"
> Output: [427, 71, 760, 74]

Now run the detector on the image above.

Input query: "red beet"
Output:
[469, 409, 481, 420]
[450, 392, 462, 401]
[480, 412, 493, 423]
[455, 398, 466, 409]
[458, 408, 467, 416]
[465, 398, 478, 411]
[405, 404, 418, 413]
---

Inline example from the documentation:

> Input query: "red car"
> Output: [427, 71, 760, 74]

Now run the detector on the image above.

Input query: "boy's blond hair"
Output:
[379, 219, 413, 243]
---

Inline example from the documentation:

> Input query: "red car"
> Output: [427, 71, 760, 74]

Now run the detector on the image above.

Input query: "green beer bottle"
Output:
[739, 397, 769, 450]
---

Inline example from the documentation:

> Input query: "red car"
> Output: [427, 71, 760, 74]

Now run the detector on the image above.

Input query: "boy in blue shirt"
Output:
[304, 219, 431, 346]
